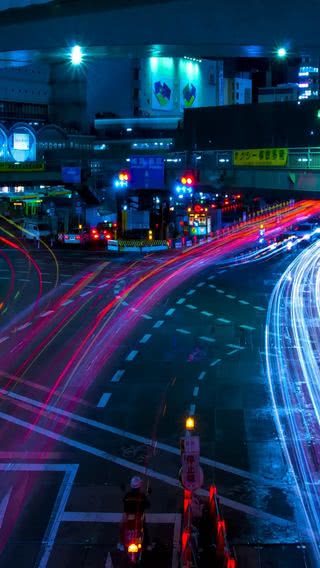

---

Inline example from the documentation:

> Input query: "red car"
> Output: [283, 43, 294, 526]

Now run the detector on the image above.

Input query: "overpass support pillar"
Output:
[49, 62, 88, 132]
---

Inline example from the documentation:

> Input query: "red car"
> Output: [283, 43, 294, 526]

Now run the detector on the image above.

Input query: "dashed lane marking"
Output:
[165, 308, 175, 316]
[193, 386, 199, 397]
[176, 328, 191, 335]
[210, 358, 221, 367]
[126, 350, 138, 361]
[254, 305, 266, 311]
[240, 324, 256, 331]
[199, 336, 215, 343]
[186, 304, 197, 310]
[176, 298, 186, 305]
[16, 322, 32, 331]
[141, 314, 152, 320]
[239, 300, 250, 305]
[208, 284, 216, 289]
[42, 280, 53, 284]
[217, 269, 227, 274]
[201, 311, 213, 317]
[18, 278, 30, 282]
[97, 393, 111, 408]
[198, 371, 206, 381]
[189, 404, 196, 415]
[186, 289, 195, 295]
[226, 344, 245, 350]
[38, 310, 54, 318]
[216, 289, 224, 294]
[208, 276, 215, 280]
[60, 274, 73, 277]
[226, 294, 236, 299]
[61, 299, 74, 306]
[153, 320, 164, 329]
[140, 334, 152, 344]
[80, 291, 92, 297]
[111, 370, 125, 383]
[227, 349, 239, 356]
[196, 282, 205, 287]
[217, 317, 231, 324]
[0, 337, 9, 344]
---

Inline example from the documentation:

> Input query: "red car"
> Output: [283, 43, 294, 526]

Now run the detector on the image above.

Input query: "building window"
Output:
[236, 92, 239, 100]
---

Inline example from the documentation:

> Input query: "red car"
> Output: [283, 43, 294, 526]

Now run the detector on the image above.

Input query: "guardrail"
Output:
[107, 201, 293, 253]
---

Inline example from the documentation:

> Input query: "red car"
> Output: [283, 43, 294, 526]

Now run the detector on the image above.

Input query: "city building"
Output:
[258, 83, 300, 103]
[224, 77, 252, 105]
[297, 65, 319, 100]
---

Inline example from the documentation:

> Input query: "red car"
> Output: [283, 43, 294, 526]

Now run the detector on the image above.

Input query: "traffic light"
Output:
[114, 170, 130, 188]
[148, 229, 153, 241]
[180, 173, 195, 186]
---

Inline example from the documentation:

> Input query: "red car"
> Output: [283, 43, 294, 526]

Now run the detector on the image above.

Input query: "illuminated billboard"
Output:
[13, 132, 30, 150]
[150, 58, 174, 111]
[8, 125, 36, 162]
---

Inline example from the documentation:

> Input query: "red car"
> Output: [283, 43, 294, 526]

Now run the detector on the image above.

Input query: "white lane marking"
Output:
[199, 336, 215, 343]
[216, 289, 224, 294]
[186, 289, 195, 295]
[111, 370, 125, 383]
[196, 282, 205, 287]
[254, 305, 266, 311]
[129, 307, 139, 313]
[226, 344, 245, 350]
[39, 310, 54, 318]
[61, 299, 73, 306]
[80, 291, 92, 297]
[193, 386, 199, 397]
[218, 269, 227, 274]
[208, 276, 215, 280]
[201, 311, 213, 317]
[60, 274, 73, 277]
[122, 300, 129, 306]
[99, 283, 109, 289]
[210, 359, 221, 366]
[208, 284, 216, 289]
[227, 349, 239, 356]
[62, 512, 178, 523]
[16, 322, 32, 331]
[176, 298, 186, 305]
[217, 317, 231, 324]
[226, 294, 236, 299]
[18, 278, 30, 282]
[105, 551, 113, 568]
[189, 404, 196, 415]
[239, 299, 249, 305]
[153, 320, 164, 329]
[140, 334, 152, 344]
[97, 393, 111, 408]
[240, 324, 256, 331]
[176, 328, 191, 335]
[0, 337, 9, 344]
[126, 350, 138, 361]
[0, 487, 12, 529]
[165, 308, 175, 316]
[61, 282, 74, 286]
[0, 389, 290, 489]
[186, 304, 197, 310]
[42, 280, 53, 284]
[198, 371, 206, 381]
[141, 314, 152, 320]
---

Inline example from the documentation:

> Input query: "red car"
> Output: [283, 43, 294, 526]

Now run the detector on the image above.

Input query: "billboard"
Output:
[233, 148, 288, 167]
[61, 166, 81, 183]
[13, 132, 30, 150]
[150, 58, 174, 111]
[179, 59, 200, 110]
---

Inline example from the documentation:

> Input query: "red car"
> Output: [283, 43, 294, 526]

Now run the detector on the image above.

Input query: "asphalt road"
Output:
[0, 205, 318, 568]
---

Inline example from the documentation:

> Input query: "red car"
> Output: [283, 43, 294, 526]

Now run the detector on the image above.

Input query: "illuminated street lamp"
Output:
[277, 47, 287, 59]
[70, 45, 83, 65]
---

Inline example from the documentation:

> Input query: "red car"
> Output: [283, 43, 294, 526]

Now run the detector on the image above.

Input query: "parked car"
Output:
[21, 220, 51, 241]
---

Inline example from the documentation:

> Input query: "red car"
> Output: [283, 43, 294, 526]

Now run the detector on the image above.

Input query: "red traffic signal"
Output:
[118, 170, 130, 182]
[180, 172, 195, 186]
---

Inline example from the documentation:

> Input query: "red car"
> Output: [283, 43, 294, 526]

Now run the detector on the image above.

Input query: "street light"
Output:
[70, 45, 83, 65]
[277, 47, 287, 59]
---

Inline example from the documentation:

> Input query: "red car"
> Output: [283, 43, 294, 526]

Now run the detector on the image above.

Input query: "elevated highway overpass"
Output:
[0, 0, 319, 61]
